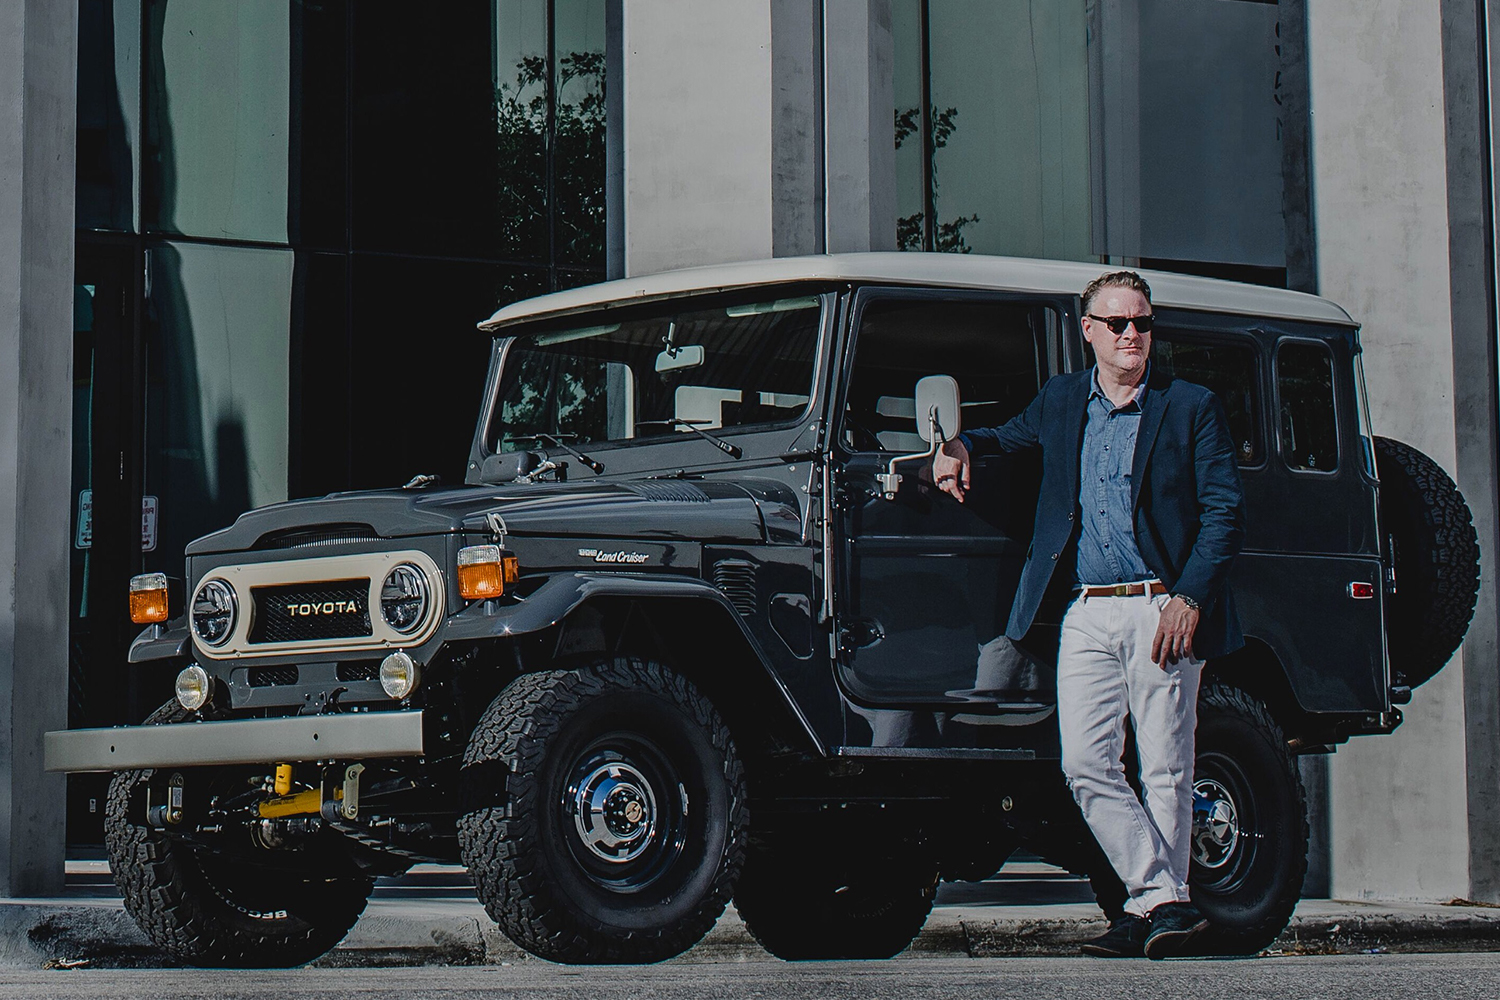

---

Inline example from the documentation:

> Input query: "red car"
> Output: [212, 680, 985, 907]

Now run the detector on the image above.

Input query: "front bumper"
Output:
[43, 710, 425, 773]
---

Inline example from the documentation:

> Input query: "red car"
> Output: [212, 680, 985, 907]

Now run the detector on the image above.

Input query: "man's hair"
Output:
[1081, 270, 1152, 315]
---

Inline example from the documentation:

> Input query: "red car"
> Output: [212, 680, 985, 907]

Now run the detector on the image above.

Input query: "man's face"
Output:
[1082, 286, 1152, 380]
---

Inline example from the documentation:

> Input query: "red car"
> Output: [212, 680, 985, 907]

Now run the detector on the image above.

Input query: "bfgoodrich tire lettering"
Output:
[1374, 436, 1480, 688]
[1190, 684, 1307, 954]
[104, 704, 374, 967]
[457, 657, 746, 964]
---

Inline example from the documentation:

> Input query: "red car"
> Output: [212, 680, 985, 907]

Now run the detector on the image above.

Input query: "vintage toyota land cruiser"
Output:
[46, 254, 1478, 966]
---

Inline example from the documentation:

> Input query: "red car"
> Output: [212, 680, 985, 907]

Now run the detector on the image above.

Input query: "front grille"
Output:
[712, 559, 758, 616]
[247, 666, 299, 687]
[336, 661, 379, 682]
[249, 580, 372, 644]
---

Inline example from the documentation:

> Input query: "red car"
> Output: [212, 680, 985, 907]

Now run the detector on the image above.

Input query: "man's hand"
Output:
[933, 439, 971, 502]
[1152, 596, 1200, 668]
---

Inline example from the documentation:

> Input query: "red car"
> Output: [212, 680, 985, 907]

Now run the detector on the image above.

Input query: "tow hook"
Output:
[146, 773, 186, 828]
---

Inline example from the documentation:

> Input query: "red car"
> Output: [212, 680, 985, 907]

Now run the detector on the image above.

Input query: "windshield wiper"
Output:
[636, 418, 743, 459]
[526, 432, 605, 474]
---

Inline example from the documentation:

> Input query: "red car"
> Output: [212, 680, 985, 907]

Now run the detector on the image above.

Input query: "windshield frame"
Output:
[467, 286, 839, 482]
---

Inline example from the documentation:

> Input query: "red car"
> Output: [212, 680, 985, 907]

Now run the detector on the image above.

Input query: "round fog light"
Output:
[379, 651, 421, 700]
[175, 664, 212, 712]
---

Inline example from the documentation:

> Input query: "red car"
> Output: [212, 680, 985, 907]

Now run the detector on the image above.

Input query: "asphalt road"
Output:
[2, 954, 1496, 1000]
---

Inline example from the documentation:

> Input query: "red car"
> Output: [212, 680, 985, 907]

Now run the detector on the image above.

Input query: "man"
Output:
[933, 271, 1245, 959]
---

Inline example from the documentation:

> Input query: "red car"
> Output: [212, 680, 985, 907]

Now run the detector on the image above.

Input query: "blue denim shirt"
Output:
[1072, 367, 1152, 586]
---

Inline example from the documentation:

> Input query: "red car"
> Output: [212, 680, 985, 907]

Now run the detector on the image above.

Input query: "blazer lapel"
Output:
[1131, 374, 1172, 511]
[1063, 372, 1091, 501]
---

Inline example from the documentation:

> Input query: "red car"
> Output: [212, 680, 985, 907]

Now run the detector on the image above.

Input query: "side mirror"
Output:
[877, 375, 963, 499]
[914, 375, 961, 443]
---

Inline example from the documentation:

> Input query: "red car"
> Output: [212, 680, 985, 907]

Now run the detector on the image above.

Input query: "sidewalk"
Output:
[5, 862, 1498, 968]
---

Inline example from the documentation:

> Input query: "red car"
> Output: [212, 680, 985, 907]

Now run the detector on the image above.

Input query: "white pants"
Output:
[1058, 590, 1202, 917]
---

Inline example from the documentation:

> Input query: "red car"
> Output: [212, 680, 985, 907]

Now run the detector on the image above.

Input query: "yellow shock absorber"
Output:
[274, 763, 293, 797]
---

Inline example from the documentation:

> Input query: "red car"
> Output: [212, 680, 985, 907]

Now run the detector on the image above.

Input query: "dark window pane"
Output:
[143, 0, 296, 242]
[553, 0, 606, 267]
[288, 253, 351, 499]
[348, 256, 521, 490]
[1154, 336, 1262, 466]
[351, 2, 502, 259]
[77, 0, 139, 232]
[555, 268, 605, 291]
[495, 0, 549, 264]
[288, 0, 350, 249]
[491, 296, 823, 453]
[892, 0, 924, 251]
[143, 242, 294, 572]
[1277, 341, 1338, 473]
[844, 299, 1047, 453]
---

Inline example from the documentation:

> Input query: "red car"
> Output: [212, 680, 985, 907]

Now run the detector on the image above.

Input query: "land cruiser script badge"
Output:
[577, 548, 651, 564]
[287, 599, 362, 616]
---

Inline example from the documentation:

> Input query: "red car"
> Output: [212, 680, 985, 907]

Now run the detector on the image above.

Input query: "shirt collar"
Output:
[1088, 364, 1150, 409]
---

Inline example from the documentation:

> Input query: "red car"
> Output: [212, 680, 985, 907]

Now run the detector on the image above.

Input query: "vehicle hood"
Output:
[184, 478, 803, 555]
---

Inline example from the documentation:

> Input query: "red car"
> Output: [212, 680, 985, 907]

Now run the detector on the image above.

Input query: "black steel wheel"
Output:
[734, 837, 938, 960]
[457, 657, 746, 964]
[1190, 684, 1307, 954]
[104, 704, 374, 968]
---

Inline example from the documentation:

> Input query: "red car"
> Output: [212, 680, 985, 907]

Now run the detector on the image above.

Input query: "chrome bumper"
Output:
[43, 710, 425, 773]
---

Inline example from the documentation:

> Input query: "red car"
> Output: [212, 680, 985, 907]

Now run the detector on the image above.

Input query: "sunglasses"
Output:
[1086, 313, 1154, 334]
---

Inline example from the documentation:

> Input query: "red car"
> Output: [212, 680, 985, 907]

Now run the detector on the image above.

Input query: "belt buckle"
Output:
[1113, 584, 1129, 597]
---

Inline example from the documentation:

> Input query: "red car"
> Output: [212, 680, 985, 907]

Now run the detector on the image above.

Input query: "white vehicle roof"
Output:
[479, 253, 1357, 331]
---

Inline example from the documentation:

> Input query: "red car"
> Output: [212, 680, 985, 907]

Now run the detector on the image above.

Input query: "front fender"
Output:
[440, 572, 826, 753]
[128, 621, 193, 663]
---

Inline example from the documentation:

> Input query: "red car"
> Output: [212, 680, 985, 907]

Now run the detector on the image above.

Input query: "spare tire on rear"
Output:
[1374, 437, 1480, 688]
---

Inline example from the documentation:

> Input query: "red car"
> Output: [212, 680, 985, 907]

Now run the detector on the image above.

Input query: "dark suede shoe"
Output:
[1080, 914, 1149, 958]
[1143, 901, 1209, 960]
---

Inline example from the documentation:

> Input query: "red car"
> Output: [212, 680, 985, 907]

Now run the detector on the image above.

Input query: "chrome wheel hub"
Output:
[571, 759, 659, 864]
[1192, 778, 1240, 870]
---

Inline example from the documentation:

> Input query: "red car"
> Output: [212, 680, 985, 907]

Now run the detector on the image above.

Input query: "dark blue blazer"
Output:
[963, 368, 1247, 660]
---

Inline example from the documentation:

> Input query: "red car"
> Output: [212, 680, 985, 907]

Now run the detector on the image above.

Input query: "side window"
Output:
[1153, 335, 1263, 467]
[842, 298, 1051, 453]
[1276, 340, 1338, 472]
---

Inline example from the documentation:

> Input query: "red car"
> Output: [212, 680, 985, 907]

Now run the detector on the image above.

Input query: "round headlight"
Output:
[176, 664, 211, 711]
[379, 651, 421, 700]
[380, 564, 429, 634]
[191, 580, 238, 647]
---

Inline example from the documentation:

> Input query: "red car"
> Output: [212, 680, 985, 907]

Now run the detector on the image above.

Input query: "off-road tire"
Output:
[457, 657, 746, 964]
[734, 839, 938, 960]
[104, 703, 374, 967]
[1190, 684, 1307, 955]
[1374, 436, 1480, 687]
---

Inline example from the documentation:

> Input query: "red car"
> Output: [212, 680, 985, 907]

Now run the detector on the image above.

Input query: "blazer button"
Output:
[1067, 512, 1074, 520]
[1051, 552, 1058, 560]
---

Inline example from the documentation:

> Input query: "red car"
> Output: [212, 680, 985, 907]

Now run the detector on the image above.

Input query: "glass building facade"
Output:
[892, 0, 1291, 285]
[70, 0, 605, 839]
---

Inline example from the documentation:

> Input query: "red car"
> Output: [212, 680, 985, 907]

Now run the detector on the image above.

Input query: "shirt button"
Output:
[1104, 543, 1109, 548]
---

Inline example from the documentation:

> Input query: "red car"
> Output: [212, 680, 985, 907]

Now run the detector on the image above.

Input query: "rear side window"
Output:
[1277, 340, 1338, 472]
[1153, 337, 1263, 466]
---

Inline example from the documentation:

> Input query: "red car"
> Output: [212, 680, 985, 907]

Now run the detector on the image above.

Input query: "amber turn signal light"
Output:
[129, 572, 170, 624]
[458, 545, 520, 600]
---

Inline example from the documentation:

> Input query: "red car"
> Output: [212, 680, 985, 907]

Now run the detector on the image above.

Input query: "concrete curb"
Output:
[6, 899, 1499, 968]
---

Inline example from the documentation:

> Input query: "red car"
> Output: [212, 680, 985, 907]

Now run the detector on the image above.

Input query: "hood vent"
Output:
[712, 559, 758, 616]
[625, 482, 711, 503]
[257, 524, 378, 550]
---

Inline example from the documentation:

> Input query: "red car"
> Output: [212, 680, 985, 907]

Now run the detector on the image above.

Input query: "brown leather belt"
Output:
[1074, 581, 1168, 599]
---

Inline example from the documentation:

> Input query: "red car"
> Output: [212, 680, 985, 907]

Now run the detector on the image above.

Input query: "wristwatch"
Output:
[1174, 593, 1202, 611]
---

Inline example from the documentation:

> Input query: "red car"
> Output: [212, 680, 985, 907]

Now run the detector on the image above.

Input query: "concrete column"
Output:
[1440, 0, 1500, 904]
[0, 0, 78, 896]
[612, 2, 774, 277]
[822, 0, 895, 253]
[1308, 0, 1470, 901]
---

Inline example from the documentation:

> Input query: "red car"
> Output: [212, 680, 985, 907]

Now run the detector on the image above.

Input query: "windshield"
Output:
[489, 295, 822, 453]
